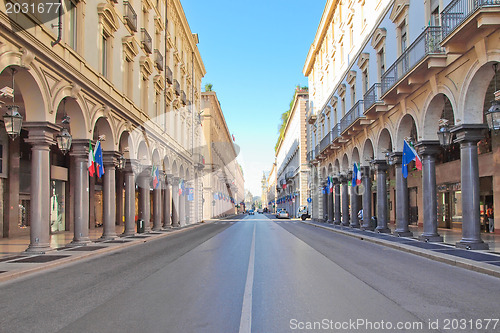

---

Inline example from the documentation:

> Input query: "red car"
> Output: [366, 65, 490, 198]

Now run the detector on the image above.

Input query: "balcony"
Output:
[381, 26, 445, 98]
[194, 153, 205, 170]
[285, 171, 295, 181]
[154, 49, 163, 71]
[307, 151, 314, 162]
[123, 1, 137, 32]
[315, 144, 320, 159]
[141, 28, 152, 54]
[166, 67, 173, 85]
[174, 79, 180, 96]
[331, 124, 341, 142]
[441, 0, 500, 44]
[181, 91, 187, 105]
[363, 83, 385, 114]
[340, 100, 364, 135]
[320, 131, 331, 153]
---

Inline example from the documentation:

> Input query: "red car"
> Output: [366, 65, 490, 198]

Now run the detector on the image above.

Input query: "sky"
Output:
[181, 1, 326, 196]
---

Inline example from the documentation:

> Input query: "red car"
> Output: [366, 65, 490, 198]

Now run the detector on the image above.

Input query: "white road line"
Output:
[239, 223, 256, 333]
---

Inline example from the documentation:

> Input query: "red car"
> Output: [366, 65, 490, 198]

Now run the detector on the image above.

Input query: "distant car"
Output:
[276, 209, 289, 219]
[257, 209, 263, 214]
[248, 210, 254, 215]
[298, 206, 311, 221]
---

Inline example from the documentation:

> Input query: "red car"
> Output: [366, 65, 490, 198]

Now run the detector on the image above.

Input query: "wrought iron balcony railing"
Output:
[154, 49, 163, 71]
[123, 1, 137, 32]
[315, 144, 320, 157]
[441, 0, 500, 39]
[320, 131, 331, 153]
[331, 124, 340, 141]
[364, 83, 382, 112]
[285, 171, 295, 180]
[141, 28, 152, 54]
[174, 79, 180, 96]
[307, 151, 314, 162]
[340, 100, 364, 133]
[381, 26, 445, 96]
[166, 67, 173, 85]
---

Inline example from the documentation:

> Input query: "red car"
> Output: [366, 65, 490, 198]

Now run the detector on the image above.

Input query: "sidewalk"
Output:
[302, 219, 500, 279]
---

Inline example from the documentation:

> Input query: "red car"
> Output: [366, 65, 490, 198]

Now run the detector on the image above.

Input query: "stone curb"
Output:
[302, 221, 500, 279]
[0, 222, 206, 284]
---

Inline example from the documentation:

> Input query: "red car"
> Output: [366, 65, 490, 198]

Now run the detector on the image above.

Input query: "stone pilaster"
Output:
[122, 160, 136, 236]
[360, 166, 373, 230]
[137, 166, 152, 233]
[373, 160, 391, 233]
[333, 176, 341, 225]
[163, 174, 172, 228]
[100, 151, 119, 240]
[340, 174, 350, 227]
[171, 177, 180, 227]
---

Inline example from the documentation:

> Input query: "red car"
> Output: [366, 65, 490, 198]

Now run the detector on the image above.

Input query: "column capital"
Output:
[371, 159, 388, 172]
[415, 140, 441, 156]
[23, 121, 59, 146]
[171, 176, 180, 186]
[332, 175, 340, 184]
[361, 165, 371, 177]
[451, 124, 488, 144]
[339, 173, 348, 183]
[389, 152, 403, 165]
[69, 139, 91, 158]
[103, 151, 121, 167]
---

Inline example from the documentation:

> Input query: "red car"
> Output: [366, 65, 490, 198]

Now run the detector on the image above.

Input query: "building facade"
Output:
[275, 88, 309, 218]
[266, 162, 277, 213]
[304, 0, 500, 249]
[201, 91, 243, 219]
[0, 0, 206, 252]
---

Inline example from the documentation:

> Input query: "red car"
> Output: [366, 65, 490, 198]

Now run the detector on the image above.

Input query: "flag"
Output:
[232, 134, 235, 142]
[329, 176, 333, 193]
[88, 140, 95, 177]
[94, 140, 104, 178]
[179, 179, 185, 196]
[352, 163, 361, 187]
[327, 176, 331, 194]
[282, 183, 287, 189]
[402, 140, 422, 178]
[152, 166, 159, 189]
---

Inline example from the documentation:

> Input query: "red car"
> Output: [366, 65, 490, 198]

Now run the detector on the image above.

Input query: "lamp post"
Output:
[3, 68, 22, 139]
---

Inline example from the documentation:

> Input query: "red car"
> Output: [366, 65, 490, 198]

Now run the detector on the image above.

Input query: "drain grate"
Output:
[435, 249, 500, 262]
[11, 255, 70, 263]
[65, 246, 107, 252]
[0, 255, 27, 262]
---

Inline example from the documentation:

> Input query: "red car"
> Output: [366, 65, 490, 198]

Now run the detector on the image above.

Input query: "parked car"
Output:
[276, 209, 290, 219]
[248, 210, 254, 215]
[298, 206, 311, 221]
[257, 209, 263, 214]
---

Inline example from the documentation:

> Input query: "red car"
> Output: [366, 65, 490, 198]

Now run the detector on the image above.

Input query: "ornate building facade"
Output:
[275, 88, 309, 218]
[304, 0, 500, 249]
[0, 0, 206, 252]
[201, 91, 244, 219]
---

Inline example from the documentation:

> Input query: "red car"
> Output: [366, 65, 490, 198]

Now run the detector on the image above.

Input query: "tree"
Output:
[204, 83, 213, 92]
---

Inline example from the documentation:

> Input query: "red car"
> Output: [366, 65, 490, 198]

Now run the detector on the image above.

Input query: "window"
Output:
[351, 84, 356, 106]
[401, 28, 407, 53]
[68, 0, 78, 50]
[124, 59, 133, 97]
[341, 96, 346, 117]
[378, 47, 385, 80]
[431, 6, 440, 26]
[101, 35, 108, 78]
[362, 69, 369, 95]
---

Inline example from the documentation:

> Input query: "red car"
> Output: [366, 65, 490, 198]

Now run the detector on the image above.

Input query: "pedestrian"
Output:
[486, 206, 494, 233]
[358, 209, 363, 221]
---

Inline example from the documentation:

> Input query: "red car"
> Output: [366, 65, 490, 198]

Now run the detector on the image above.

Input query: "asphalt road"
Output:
[1, 214, 499, 333]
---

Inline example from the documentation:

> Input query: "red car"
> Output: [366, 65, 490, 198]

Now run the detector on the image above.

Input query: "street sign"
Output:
[307, 197, 312, 203]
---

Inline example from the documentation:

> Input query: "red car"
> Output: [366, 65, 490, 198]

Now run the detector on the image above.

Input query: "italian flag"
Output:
[88, 140, 95, 177]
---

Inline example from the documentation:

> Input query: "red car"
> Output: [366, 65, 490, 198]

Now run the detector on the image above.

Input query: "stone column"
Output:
[137, 167, 152, 233]
[373, 160, 391, 233]
[415, 142, 443, 242]
[152, 171, 162, 231]
[163, 175, 172, 228]
[452, 125, 489, 249]
[392, 153, 413, 237]
[179, 180, 186, 226]
[327, 178, 334, 223]
[340, 174, 350, 227]
[171, 177, 180, 227]
[350, 174, 360, 228]
[101, 152, 118, 240]
[122, 160, 136, 236]
[68, 140, 91, 246]
[360, 166, 373, 230]
[24, 122, 58, 253]
[333, 176, 341, 225]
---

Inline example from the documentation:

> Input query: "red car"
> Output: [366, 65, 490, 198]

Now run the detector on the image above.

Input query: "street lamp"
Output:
[437, 119, 453, 148]
[384, 151, 394, 166]
[56, 99, 72, 154]
[485, 63, 500, 133]
[3, 68, 22, 139]
[117, 154, 126, 170]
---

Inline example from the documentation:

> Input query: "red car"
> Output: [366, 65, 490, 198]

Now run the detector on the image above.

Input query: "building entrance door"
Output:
[50, 180, 66, 233]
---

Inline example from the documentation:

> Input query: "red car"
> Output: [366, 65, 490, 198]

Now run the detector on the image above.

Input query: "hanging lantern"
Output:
[437, 123, 453, 148]
[56, 126, 72, 154]
[117, 154, 126, 170]
[3, 105, 23, 139]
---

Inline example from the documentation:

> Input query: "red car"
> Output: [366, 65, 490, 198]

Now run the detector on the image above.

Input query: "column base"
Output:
[121, 230, 136, 237]
[375, 227, 391, 233]
[152, 227, 163, 232]
[418, 234, 443, 242]
[67, 238, 91, 247]
[25, 243, 54, 254]
[333, 220, 341, 225]
[327, 219, 333, 224]
[456, 240, 489, 250]
[99, 234, 117, 241]
[350, 222, 360, 228]
[341, 222, 350, 227]
[393, 230, 413, 237]
[361, 225, 374, 231]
